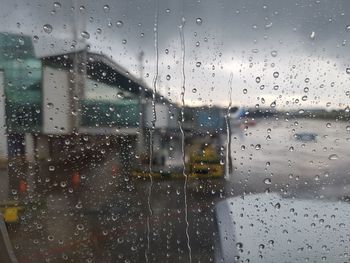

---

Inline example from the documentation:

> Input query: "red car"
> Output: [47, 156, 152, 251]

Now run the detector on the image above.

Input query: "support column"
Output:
[0, 71, 7, 165]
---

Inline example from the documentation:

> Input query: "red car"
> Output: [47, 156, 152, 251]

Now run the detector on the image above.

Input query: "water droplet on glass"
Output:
[192, 88, 197, 93]
[255, 144, 261, 150]
[263, 178, 272, 185]
[195, 18, 202, 25]
[273, 71, 279, 78]
[271, 50, 278, 57]
[255, 77, 261, 83]
[196, 62, 201, 67]
[33, 35, 39, 43]
[270, 101, 276, 108]
[346, 68, 350, 74]
[116, 20, 123, 28]
[103, 5, 110, 12]
[46, 102, 54, 109]
[166, 75, 171, 80]
[310, 31, 315, 40]
[346, 25, 350, 31]
[326, 123, 331, 128]
[236, 242, 243, 249]
[53, 2, 61, 9]
[43, 24, 53, 34]
[81, 31, 90, 39]
[328, 154, 339, 160]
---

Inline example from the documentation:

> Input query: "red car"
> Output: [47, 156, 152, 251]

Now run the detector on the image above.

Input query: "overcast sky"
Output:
[1, 0, 350, 110]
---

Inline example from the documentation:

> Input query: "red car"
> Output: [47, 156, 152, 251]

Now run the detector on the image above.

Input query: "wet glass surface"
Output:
[0, 0, 349, 262]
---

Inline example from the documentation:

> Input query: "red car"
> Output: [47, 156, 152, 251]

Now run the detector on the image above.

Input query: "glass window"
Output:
[0, 0, 349, 262]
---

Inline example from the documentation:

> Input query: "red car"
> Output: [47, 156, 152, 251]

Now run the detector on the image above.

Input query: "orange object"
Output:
[19, 180, 27, 193]
[71, 172, 80, 187]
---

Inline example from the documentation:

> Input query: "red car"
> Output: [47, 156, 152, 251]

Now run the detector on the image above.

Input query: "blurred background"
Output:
[0, 0, 349, 262]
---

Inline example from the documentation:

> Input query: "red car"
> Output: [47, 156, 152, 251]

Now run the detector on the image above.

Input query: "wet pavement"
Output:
[4, 118, 350, 262]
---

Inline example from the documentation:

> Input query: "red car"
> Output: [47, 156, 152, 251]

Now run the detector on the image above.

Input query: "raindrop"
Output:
[326, 123, 331, 128]
[122, 39, 127, 44]
[47, 102, 54, 108]
[255, 144, 261, 150]
[274, 203, 281, 209]
[273, 71, 279, 78]
[166, 75, 171, 80]
[302, 95, 308, 101]
[328, 154, 339, 160]
[81, 31, 90, 39]
[271, 50, 278, 57]
[263, 178, 272, 185]
[255, 77, 261, 83]
[103, 5, 110, 12]
[346, 68, 350, 74]
[192, 88, 197, 93]
[310, 31, 315, 40]
[195, 18, 202, 25]
[53, 2, 61, 9]
[43, 24, 53, 34]
[18, 38, 25, 45]
[236, 242, 243, 249]
[116, 20, 123, 28]
[243, 88, 247, 94]
[196, 62, 201, 67]
[270, 101, 276, 108]
[33, 35, 39, 43]
[346, 25, 350, 31]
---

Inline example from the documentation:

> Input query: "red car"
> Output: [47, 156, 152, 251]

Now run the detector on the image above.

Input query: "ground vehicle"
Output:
[188, 144, 224, 179]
